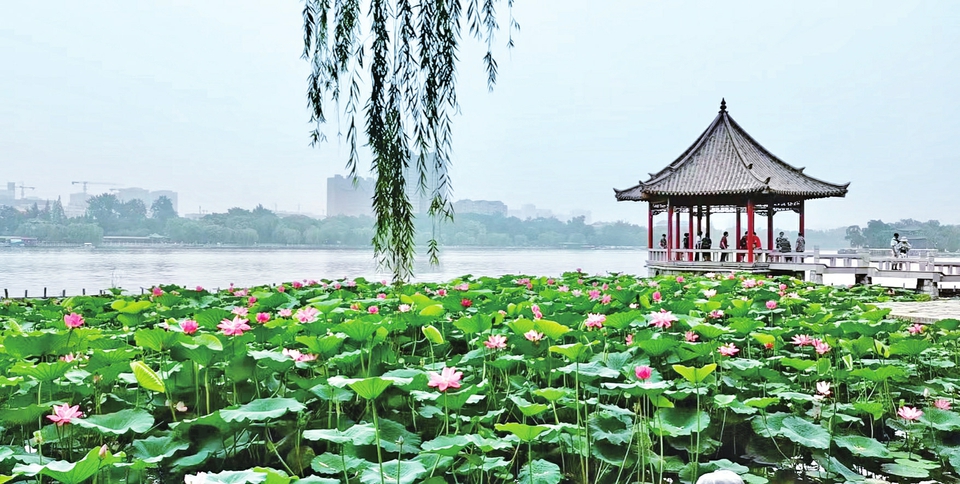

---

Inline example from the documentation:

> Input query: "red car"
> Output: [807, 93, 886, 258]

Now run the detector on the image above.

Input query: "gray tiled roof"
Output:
[615, 101, 849, 201]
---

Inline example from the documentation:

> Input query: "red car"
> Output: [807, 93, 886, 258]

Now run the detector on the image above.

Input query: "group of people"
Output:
[890, 232, 911, 270]
[659, 231, 806, 262]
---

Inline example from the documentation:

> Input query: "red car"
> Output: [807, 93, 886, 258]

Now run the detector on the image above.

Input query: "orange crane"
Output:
[71, 181, 119, 194]
[16, 183, 35, 199]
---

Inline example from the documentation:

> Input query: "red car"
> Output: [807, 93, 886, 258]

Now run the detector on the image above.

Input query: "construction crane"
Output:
[16, 183, 36, 199]
[71, 181, 119, 194]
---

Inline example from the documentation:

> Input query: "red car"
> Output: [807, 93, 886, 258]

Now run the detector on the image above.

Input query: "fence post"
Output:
[44, 287, 47, 298]
[62, 289, 66, 297]
[3, 289, 6, 298]
[82, 288, 86, 295]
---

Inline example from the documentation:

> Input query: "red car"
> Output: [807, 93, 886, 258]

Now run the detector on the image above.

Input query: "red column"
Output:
[666, 202, 673, 260]
[799, 200, 805, 235]
[675, 211, 680, 249]
[687, 208, 694, 261]
[647, 204, 654, 249]
[747, 199, 755, 263]
[767, 207, 774, 257]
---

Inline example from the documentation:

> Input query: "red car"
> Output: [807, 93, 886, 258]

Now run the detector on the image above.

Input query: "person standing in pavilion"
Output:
[890, 233, 901, 270]
[776, 231, 792, 261]
[694, 231, 703, 261]
[719, 231, 730, 262]
[737, 233, 748, 262]
[659, 234, 667, 249]
[680, 233, 690, 261]
[750, 231, 763, 261]
[795, 232, 805, 253]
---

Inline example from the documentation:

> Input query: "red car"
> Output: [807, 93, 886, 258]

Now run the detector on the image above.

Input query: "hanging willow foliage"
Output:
[302, 0, 518, 281]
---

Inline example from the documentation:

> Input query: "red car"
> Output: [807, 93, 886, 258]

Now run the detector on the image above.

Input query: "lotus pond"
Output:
[0, 272, 958, 484]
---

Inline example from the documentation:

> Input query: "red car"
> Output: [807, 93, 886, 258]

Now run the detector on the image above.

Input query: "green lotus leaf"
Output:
[833, 435, 891, 458]
[517, 459, 561, 484]
[310, 453, 367, 475]
[420, 434, 471, 456]
[337, 319, 380, 342]
[495, 423, 549, 442]
[650, 407, 710, 437]
[419, 304, 445, 317]
[348, 377, 393, 400]
[920, 408, 960, 431]
[422, 325, 444, 344]
[534, 319, 570, 340]
[219, 398, 305, 423]
[2, 333, 68, 358]
[672, 363, 716, 384]
[131, 434, 191, 464]
[889, 339, 931, 357]
[129, 361, 165, 393]
[744, 397, 779, 409]
[452, 316, 491, 334]
[549, 343, 588, 362]
[779, 416, 830, 449]
[10, 360, 73, 382]
[880, 462, 929, 478]
[303, 424, 376, 446]
[532, 387, 570, 402]
[359, 459, 426, 484]
[638, 338, 679, 357]
[75, 408, 154, 435]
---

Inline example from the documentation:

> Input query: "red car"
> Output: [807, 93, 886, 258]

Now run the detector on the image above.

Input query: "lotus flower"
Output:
[292, 281, 303, 289]
[897, 406, 923, 421]
[531, 304, 543, 320]
[708, 309, 724, 319]
[436, 289, 447, 296]
[255, 312, 271, 323]
[651, 291, 662, 302]
[791, 334, 814, 346]
[377, 293, 387, 299]
[779, 283, 788, 291]
[368, 306, 379, 314]
[60, 353, 78, 363]
[524, 330, 544, 343]
[816, 381, 831, 396]
[588, 290, 601, 301]
[180, 319, 199, 334]
[454, 283, 469, 291]
[282, 348, 317, 362]
[557, 285, 569, 292]
[813, 339, 831, 355]
[718, 343, 739, 357]
[195, 286, 204, 292]
[933, 399, 951, 410]
[277, 285, 285, 292]
[398, 304, 411, 313]
[625, 334, 634, 345]
[247, 296, 257, 306]
[908, 324, 924, 335]
[572, 289, 583, 297]
[585, 313, 605, 330]
[742, 279, 757, 289]
[47, 403, 83, 426]
[650, 310, 678, 329]
[484, 334, 507, 350]
[427, 367, 463, 392]
[676, 276, 684, 283]
[460, 299, 472, 308]
[63, 312, 85, 329]
[295, 307, 319, 323]
[635, 365, 653, 380]
[278, 308, 293, 318]
[766, 300, 777, 310]
[600, 294, 612, 305]
[218, 316, 251, 336]
[685, 331, 699, 342]
[231, 307, 248, 317]
[703, 289, 716, 298]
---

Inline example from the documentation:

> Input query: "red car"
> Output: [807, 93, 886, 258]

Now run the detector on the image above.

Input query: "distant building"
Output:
[111, 187, 179, 214]
[453, 199, 508, 216]
[0, 182, 15, 206]
[509, 203, 554, 220]
[65, 192, 92, 217]
[327, 175, 374, 217]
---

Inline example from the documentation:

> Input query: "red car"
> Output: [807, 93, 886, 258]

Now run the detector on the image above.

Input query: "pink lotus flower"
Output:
[427, 366, 463, 392]
[650, 310, 678, 329]
[398, 304, 411, 313]
[218, 316, 252, 336]
[585, 313, 606, 330]
[635, 365, 653, 381]
[685, 331, 699, 342]
[516, 278, 531, 286]
[764, 342, 774, 350]
[195, 286, 204, 292]
[437, 289, 447, 297]
[377, 293, 387, 299]
[333, 282, 342, 290]
[461, 299, 472, 308]
[484, 334, 507, 350]
[742, 279, 757, 289]
[180, 319, 199, 334]
[350, 303, 361, 310]
[60, 353, 78, 363]
[779, 283, 788, 291]
[816, 381, 831, 396]
[648, 280, 659, 287]
[625, 334, 634, 345]
[278, 308, 293, 318]
[813, 339, 831, 355]
[897, 406, 923, 421]
[173, 401, 188, 412]
[703, 289, 716, 298]
[600, 294, 612, 305]
[255, 312, 271, 323]
[676, 276, 684, 283]
[588, 289, 601, 301]
[791, 334, 814, 346]
[531, 304, 543, 320]
[933, 399, 951, 410]
[524, 330, 544, 343]
[47, 403, 84, 426]
[572, 289, 583, 297]
[277, 285, 286, 292]
[292, 281, 303, 289]
[231, 307, 249, 317]
[557, 285, 569, 292]
[454, 283, 469, 291]
[247, 296, 257, 306]
[908, 323, 924, 335]
[546, 278, 555, 285]
[234, 289, 248, 297]
[152, 287, 163, 297]
[64, 313, 85, 329]
[708, 309, 725, 319]
[295, 307, 319, 323]
[651, 291, 662, 302]
[719, 343, 739, 357]
[345, 279, 356, 287]
[766, 300, 778, 310]
[282, 348, 317, 362]
[368, 306, 379, 314]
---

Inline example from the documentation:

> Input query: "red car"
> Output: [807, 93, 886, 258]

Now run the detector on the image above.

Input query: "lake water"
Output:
[0, 247, 649, 296]
[2, 246, 952, 297]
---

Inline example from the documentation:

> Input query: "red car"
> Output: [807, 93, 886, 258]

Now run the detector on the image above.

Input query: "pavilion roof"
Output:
[614, 100, 849, 202]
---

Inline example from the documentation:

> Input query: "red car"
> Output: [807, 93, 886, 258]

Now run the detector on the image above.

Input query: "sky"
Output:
[1, 1, 959, 229]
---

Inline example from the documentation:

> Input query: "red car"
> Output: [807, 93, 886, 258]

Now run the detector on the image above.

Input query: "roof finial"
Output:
[720, 98, 727, 113]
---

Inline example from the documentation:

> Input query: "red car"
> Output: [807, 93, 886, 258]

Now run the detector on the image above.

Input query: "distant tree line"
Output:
[844, 219, 960, 251]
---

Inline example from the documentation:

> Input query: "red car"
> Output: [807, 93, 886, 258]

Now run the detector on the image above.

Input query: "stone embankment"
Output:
[876, 299, 960, 323]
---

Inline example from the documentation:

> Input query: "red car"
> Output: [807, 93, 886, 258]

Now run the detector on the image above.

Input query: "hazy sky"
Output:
[2, 1, 959, 228]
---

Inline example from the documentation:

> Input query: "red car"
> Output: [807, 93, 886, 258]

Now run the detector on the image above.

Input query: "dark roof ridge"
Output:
[720, 112, 769, 188]
[643, 113, 724, 185]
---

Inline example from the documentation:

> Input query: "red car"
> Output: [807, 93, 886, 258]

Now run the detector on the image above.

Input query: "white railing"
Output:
[647, 248, 803, 263]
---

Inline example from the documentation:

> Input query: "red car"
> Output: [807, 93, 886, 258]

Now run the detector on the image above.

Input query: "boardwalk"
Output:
[647, 248, 960, 298]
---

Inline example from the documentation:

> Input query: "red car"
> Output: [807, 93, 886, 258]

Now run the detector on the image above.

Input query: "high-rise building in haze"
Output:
[0, 182, 15, 205]
[453, 199, 508, 216]
[327, 175, 374, 217]
[403, 152, 447, 215]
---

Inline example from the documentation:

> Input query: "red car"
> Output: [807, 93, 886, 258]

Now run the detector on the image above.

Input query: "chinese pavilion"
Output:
[615, 100, 849, 266]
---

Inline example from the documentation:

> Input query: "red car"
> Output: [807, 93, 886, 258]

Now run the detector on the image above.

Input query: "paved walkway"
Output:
[876, 299, 960, 323]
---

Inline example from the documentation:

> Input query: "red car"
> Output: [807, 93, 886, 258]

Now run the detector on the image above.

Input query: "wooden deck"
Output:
[646, 248, 960, 297]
